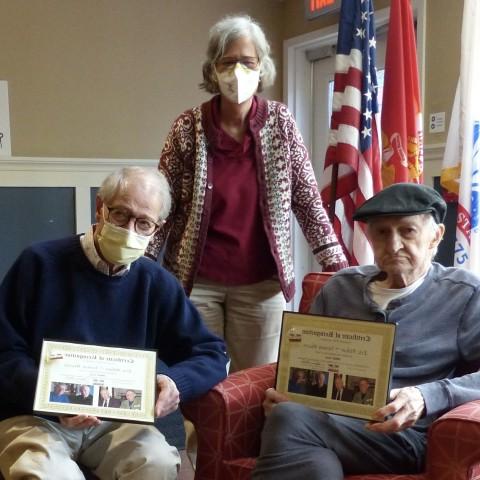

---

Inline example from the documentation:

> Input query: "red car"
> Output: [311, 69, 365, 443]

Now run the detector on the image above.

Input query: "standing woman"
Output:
[147, 15, 348, 372]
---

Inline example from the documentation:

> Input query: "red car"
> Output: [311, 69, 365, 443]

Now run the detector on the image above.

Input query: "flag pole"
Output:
[328, 163, 339, 223]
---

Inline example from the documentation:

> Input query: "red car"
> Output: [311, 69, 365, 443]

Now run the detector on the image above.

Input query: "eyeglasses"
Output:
[215, 56, 260, 72]
[104, 205, 160, 236]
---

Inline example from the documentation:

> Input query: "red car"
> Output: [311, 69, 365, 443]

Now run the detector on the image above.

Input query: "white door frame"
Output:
[283, 1, 427, 309]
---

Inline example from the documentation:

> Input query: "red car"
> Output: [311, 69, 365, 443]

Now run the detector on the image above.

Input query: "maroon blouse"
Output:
[196, 96, 277, 285]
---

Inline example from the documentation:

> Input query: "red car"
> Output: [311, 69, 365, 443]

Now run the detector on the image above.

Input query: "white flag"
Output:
[440, 0, 480, 273]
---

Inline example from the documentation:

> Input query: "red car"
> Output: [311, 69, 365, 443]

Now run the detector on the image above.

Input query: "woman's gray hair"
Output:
[98, 166, 171, 221]
[200, 14, 276, 94]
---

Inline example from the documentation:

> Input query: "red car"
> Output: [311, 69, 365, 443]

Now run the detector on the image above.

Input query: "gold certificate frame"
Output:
[34, 340, 157, 424]
[276, 312, 396, 420]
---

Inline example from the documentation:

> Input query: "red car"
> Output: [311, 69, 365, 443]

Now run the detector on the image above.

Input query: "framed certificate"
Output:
[33, 340, 157, 424]
[276, 312, 396, 420]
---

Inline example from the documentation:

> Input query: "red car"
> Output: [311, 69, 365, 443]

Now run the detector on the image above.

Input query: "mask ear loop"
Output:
[99, 204, 111, 232]
[257, 61, 263, 90]
[212, 64, 221, 90]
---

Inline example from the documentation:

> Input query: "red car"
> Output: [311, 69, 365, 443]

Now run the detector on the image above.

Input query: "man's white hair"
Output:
[98, 166, 171, 221]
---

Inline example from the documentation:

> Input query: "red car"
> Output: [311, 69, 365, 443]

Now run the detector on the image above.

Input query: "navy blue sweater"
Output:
[0, 235, 228, 421]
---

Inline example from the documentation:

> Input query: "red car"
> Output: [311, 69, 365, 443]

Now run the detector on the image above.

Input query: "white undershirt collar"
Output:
[368, 268, 429, 310]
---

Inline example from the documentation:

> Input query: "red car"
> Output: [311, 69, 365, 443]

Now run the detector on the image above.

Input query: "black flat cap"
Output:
[353, 183, 447, 224]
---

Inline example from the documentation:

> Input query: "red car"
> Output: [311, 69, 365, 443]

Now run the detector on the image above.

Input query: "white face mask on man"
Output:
[215, 63, 260, 104]
[96, 209, 152, 266]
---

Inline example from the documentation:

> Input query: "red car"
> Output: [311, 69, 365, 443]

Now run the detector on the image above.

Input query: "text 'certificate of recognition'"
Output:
[276, 312, 396, 420]
[34, 340, 157, 424]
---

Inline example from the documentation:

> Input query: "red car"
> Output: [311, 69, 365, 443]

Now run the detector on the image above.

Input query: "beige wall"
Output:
[0, 0, 283, 158]
[0, 0, 463, 160]
[424, 0, 462, 145]
[283, 0, 463, 148]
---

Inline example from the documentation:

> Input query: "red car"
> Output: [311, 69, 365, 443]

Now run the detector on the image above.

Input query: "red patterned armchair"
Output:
[182, 272, 480, 480]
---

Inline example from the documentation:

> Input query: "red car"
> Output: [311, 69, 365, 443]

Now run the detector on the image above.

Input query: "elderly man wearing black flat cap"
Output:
[253, 183, 480, 480]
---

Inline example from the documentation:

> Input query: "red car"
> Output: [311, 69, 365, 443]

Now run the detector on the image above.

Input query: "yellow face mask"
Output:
[96, 221, 151, 266]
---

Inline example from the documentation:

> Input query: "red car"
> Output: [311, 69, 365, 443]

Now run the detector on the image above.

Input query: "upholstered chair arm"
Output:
[181, 363, 276, 480]
[425, 400, 480, 479]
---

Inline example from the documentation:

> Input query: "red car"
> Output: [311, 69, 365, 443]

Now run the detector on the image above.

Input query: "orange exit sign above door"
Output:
[305, 0, 341, 19]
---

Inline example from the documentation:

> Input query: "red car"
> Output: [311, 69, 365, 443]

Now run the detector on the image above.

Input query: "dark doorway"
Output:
[433, 177, 456, 267]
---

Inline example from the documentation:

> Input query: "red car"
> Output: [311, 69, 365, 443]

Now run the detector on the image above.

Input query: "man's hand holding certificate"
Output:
[155, 374, 180, 418]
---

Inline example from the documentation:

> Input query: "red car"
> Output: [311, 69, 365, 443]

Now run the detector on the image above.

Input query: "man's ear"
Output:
[95, 196, 103, 223]
[432, 223, 446, 248]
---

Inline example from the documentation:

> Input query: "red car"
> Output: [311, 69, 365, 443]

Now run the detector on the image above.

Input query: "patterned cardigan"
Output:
[146, 95, 348, 302]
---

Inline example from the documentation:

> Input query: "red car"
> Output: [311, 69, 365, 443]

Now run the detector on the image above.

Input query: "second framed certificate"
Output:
[276, 312, 396, 420]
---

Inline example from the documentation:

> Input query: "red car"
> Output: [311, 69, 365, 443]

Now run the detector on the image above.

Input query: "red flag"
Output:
[321, 0, 382, 266]
[381, 0, 423, 186]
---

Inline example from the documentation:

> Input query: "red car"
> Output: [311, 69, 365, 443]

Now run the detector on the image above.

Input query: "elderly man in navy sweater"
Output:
[0, 167, 228, 480]
[253, 183, 480, 480]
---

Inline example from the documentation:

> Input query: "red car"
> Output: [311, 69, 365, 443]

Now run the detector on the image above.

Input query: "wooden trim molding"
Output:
[0, 156, 158, 232]
[424, 143, 445, 163]
[0, 156, 157, 185]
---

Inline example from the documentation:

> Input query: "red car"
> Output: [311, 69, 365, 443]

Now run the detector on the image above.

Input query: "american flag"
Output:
[321, 0, 382, 265]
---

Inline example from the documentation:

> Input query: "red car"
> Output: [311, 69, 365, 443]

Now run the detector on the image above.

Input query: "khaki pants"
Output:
[190, 278, 286, 372]
[0, 416, 180, 480]
[186, 278, 285, 469]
